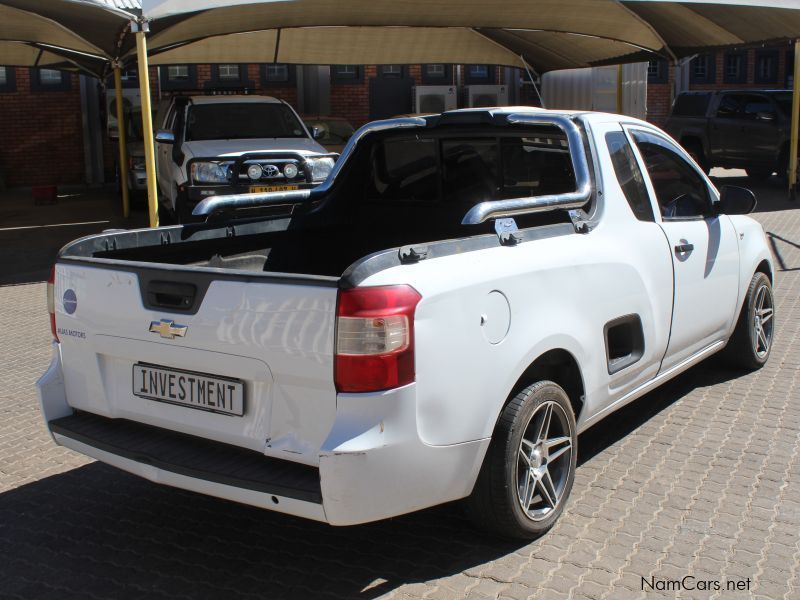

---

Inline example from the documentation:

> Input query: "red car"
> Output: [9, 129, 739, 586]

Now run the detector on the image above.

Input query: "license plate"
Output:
[250, 185, 299, 193]
[132, 363, 245, 417]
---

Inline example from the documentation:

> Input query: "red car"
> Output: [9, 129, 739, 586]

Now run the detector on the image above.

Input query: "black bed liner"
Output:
[49, 412, 322, 504]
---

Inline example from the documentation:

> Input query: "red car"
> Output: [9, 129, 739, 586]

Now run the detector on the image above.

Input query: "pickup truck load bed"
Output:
[39, 108, 775, 539]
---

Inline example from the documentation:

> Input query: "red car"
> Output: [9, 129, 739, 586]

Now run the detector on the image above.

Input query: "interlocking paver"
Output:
[1, 175, 799, 599]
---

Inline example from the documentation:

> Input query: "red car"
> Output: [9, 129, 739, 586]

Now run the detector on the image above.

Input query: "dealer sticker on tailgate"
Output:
[133, 363, 245, 416]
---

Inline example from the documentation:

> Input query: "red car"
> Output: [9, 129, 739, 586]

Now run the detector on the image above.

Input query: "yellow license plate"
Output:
[250, 185, 299, 193]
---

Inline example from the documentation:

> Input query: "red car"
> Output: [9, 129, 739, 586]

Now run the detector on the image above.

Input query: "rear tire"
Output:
[724, 272, 775, 370]
[466, 381, 577, 540]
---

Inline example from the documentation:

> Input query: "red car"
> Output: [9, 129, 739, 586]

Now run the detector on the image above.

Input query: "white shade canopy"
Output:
[1, 1, 800, 77]
[138, 0, 800, 72]
[0, 0, 137, 76]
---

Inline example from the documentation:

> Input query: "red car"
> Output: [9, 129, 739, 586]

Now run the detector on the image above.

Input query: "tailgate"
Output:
[52, 262, 338, 466]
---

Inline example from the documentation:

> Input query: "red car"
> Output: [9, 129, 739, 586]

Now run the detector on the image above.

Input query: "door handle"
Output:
[675, 243, 694, 254]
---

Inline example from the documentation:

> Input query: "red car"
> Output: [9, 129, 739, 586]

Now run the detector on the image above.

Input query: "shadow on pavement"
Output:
[578, 359, 744, 467]
[0, 187, 148, 286]
[0, 360, 746, 600]
[709, 171, 799, 214]
[766, 231, 800, 273]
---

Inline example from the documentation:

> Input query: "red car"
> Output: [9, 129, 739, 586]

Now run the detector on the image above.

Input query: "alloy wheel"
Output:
[753, 283, 774, 358]
[516, 400, 573, 521]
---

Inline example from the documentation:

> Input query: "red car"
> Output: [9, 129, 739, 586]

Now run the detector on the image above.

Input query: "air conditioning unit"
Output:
[466, 84, 509, 108]
[413, 85, 458, 114]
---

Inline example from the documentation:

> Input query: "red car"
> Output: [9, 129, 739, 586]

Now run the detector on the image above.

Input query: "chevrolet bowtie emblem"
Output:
[149, 319, 188, 340]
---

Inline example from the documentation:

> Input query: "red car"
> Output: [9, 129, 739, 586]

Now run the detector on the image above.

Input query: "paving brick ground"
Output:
[1, 175, 799, 599]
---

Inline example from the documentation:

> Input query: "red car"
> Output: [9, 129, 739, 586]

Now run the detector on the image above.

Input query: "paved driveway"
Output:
[1, 175, 799, 599]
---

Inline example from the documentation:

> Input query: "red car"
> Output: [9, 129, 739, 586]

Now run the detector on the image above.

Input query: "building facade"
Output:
[0, 43, 794, 188]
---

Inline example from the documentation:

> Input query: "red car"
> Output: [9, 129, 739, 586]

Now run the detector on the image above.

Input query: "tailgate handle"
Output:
[146, 281, 197, 310]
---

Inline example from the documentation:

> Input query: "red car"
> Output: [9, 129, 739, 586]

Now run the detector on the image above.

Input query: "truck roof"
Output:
[188, 95, 284, 105]
[677, 89, 791, 95]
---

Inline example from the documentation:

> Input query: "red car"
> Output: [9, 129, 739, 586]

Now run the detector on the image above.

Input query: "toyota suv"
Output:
[154, 95, 334, 221]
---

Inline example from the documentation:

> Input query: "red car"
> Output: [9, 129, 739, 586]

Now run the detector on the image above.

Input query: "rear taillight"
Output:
[47, 265, 58, 342]
[334, 285, 421, 393]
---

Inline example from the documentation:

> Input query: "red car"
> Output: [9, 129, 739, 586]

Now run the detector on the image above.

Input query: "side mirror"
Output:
[756, 111, 776, 122]
[155, 130, 175, 144]
[717, 185, 757, 215]
[311, 126, 323, 140]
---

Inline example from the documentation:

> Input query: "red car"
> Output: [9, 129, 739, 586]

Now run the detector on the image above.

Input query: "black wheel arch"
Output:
[508, 349, 585, 424]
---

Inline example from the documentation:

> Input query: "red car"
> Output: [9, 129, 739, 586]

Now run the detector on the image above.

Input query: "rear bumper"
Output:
[37, 346, 489, 525]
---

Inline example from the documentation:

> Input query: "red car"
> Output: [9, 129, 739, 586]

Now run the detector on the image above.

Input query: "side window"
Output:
[630, 130, 711, 220]
[716, 94, 743, 119]
[605, 131, 654, 222]
[741, 95, 775, 120]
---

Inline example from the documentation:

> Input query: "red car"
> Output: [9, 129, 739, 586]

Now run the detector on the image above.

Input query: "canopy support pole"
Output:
[790, 39, 800, 201]
[616, 64, 624, 115]
[520, 55, 544, 108]
[133, 21, 159, 227]
[113, 65, 130, 218]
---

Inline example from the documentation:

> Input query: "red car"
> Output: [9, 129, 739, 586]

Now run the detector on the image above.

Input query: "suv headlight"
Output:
[305, 157, 335, 183]
[191, 161, 232, 184]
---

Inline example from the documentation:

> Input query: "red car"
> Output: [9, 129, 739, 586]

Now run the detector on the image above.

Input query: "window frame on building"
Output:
[754, 50, 779, 84]
[647, 59, 668, 84]
[208, 63, 255, 90]
[377, 65, 407, 79]
[689, 53, 716, 85]
[0, 66, 17, 92]
[723, 50, 748, 84]
[159, 64, 198, 91]
[464, 64, 497, 84]
[421, 64, 453, 85]
[330, 65, 364, 84]
[259, 63, 296, 87]
[29, 68, 71, 91]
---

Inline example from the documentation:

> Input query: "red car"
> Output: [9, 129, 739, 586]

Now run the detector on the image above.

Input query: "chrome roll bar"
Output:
[193, 116, 427, 217]
[460, 114, 592, 225]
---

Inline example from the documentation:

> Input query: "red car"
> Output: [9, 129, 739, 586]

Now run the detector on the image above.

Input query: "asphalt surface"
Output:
[1, 173, 799, 599]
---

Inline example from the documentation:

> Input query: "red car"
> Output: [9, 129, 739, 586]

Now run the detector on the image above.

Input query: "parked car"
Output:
[39, 107, 774, 539]
[302, 116, 355, 154]
[665, 89, 795, 179]
[124, 108, 147, 199]
[154, 95, 334, 221]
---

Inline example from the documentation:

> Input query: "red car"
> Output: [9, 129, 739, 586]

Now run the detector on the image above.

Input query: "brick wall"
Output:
[0, 68, 85, 188]
[2, 63, 518, 187]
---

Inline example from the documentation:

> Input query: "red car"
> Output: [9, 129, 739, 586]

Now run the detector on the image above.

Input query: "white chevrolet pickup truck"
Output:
[38, 108, 775, 539]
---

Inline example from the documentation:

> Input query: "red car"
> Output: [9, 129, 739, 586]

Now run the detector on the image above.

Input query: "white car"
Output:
[38, 107, 774, 539]
[153, 94, 334, 221]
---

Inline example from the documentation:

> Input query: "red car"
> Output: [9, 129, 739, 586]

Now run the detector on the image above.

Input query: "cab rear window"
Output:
[365, 131, 575, 205]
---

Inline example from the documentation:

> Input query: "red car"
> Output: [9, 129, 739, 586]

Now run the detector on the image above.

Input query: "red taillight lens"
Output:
[47, 265, 59, 342]
[334, 285, 422, 393]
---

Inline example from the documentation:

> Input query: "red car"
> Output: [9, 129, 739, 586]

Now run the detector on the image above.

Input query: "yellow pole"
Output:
[135, 24, 159, 227]
[113, 66, 130, 218]
[616, 64, 623, 115]
[789, 39, 800, 200]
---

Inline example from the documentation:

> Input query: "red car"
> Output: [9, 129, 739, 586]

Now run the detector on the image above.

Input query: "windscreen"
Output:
[186, 103, 307, 141]
[365, 130, 575, 206]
